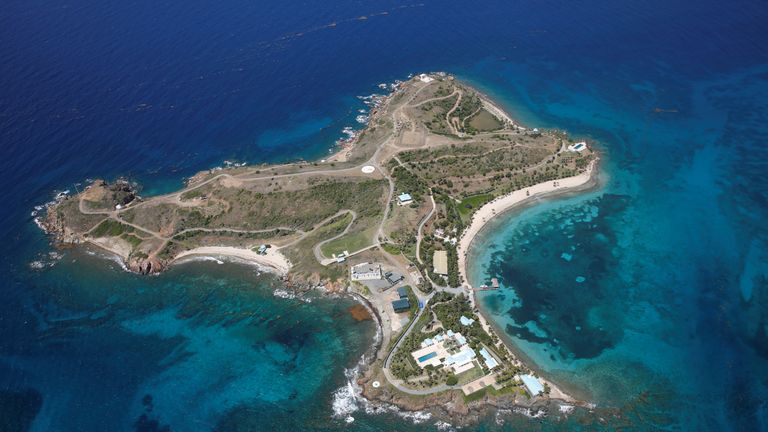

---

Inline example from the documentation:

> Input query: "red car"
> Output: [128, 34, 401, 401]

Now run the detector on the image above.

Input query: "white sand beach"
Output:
[173, 246, 292, 275]
[457, 160, 598, 289]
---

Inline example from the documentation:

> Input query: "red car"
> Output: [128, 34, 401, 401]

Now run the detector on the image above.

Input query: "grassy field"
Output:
[320, 223, 376, 257]
[468, 109, 503, 132]
[457, 193, 494, 222]
[90, 219, 133, 237]
[456, 363, 486, 385]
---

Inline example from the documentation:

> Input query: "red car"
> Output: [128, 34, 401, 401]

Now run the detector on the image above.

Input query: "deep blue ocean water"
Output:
[2, 0, 768, 430]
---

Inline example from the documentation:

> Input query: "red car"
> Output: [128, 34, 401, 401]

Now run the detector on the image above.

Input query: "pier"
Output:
[470, 277, 500, 291]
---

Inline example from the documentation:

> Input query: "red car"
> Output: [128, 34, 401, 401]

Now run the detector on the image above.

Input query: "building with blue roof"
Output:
[397, 193, 413, 205]
[479, 347, 499, 370]
[520, 374, 544, 396]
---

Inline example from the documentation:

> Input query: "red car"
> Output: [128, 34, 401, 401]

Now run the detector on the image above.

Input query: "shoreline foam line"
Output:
[173, 246, 292, 275]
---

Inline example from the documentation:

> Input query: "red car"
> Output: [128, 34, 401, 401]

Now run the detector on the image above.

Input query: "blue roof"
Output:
[398, 193, 413, 201]
[397, 287, 409, 298]
[520, 374, 544, 395]
[479, 347, 499, 369]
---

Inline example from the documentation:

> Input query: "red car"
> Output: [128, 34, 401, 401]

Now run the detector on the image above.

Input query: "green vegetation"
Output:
[457, 193, 494, 222]
[467, 109, 503, 132]
[172, 228, 292, 243]
[180, 188, 204, 200]
[380, 242, 401, 255]
[390, 165, 429, 201]
[445, 374, 459, 386]
[445, 244, 460, 287]
[121, 233, 142, 248]
[432, 293, 493, 348]
[456, 364, 485, 385]
[320, 224, 374, 257]
[402, 285, 419, 318]
[123, 179, 386, 235]
[390, 311, 435, 380]
[90, 219, 133, 237]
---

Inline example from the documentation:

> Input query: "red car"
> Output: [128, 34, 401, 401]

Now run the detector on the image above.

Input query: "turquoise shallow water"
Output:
[4, 248, 380, 431]
[467, 61, 768, 429]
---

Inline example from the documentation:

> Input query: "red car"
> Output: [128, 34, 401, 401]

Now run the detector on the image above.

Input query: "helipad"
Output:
[361, 165, 375, 174]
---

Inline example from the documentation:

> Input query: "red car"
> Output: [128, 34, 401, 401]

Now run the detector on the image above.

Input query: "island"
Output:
[40, 73, 598, 422]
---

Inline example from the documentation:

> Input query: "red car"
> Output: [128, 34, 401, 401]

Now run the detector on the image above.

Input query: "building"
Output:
[257, 244, 269, 255]
[397, 193, 413, 205]
[350, 262, 383, 281]
[479, 347, 499, 370]
[387, 271, 405, 286]
[391, 298, 410, 313]
[410, 331, 477, 374]
[433, 250, 448, 275]
[418, 73, 434, 83]
[460, 315, 475, 326]
[333, 250, 349, 263]
[519, 374, 544, 396]
[397, 286, 409, 299]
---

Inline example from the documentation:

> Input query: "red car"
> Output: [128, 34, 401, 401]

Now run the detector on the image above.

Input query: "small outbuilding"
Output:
[397, 193, 414, 205]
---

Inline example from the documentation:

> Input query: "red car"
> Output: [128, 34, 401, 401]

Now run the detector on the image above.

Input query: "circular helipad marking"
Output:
[361, 165, 375, 174]
[372, 381, 381, 388]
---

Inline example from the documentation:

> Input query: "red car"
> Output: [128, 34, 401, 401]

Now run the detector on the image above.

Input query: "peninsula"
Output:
[40, 73, 597, 419]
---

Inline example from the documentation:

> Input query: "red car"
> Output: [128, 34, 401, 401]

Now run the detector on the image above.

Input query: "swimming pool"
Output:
[417, 352, 438, 362]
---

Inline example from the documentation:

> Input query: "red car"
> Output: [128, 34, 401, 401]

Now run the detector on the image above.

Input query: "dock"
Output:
[470, 277, 500, 291]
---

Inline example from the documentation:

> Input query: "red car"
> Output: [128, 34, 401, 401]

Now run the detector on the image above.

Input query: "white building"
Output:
[411, 331, 477, 374]
[418, 73, 434, 83]
[519, 374, 544, 396]
[397, 193, 414, 206]
[350, 262, 383, 281]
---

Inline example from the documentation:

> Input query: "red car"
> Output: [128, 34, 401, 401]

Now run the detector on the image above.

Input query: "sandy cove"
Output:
[172, 246, 292, 275]
[457, 159, 598, 289]
[452, 159, 599, 405]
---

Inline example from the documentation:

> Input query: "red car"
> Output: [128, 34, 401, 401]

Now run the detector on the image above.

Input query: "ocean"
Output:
[2, 0, 767, 430]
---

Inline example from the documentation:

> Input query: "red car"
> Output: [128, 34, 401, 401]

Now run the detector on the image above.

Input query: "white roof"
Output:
[520, 374, 544, 396]
[398, 193, 413, 202]
[460, 316, 475, 326]
[455, 333, 467, 346]
[444, 347, 476, 366]
[479, 347, 499, 369]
